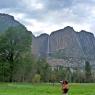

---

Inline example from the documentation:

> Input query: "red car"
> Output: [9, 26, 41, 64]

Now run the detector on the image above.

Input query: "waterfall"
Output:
[47, 36, 50, 54]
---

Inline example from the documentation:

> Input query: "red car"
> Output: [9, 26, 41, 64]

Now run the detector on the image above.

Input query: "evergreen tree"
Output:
[85, 61, 92, 82]
[0, 26, 32, 82]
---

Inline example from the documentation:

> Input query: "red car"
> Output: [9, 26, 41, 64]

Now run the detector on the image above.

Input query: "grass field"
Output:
[0, 83, 95, 95]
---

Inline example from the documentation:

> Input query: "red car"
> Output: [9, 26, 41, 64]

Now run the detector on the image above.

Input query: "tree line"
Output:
[0, 26, 51, 82]
[0, 26, 94, 83]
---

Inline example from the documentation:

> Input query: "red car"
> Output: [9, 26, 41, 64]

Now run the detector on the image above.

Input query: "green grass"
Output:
[0, 83, 95, 95]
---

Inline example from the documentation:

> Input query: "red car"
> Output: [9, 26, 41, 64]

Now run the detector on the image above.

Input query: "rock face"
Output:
[32, 26, 95, 67]
[32, 33, 49, 57]
[0, 13, 26, 32]
[1, 13, 94, 67]
[32, 26, 95, 59]
[49, 26, 83, 58]
[77, 30, 95, 58]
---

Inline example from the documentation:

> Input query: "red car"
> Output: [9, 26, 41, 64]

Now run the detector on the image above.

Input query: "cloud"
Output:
[0, 0, 95, 35]
[0, 0, 20, 9]
[20, 0, 44, 11]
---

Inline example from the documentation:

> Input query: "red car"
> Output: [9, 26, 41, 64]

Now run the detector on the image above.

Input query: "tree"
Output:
[32, 74, 41, 83]
[85, 61, 92, 82]
[36, 58, 50, 82]
[0, 61, 10, 82]
[0, 26, 32, 82]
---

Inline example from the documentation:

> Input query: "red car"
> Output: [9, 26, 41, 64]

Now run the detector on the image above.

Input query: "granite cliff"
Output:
[0, 13, 26, 32]
[0, 13, 95, 67]
[32, 26, 95, 68]
[32, 26, 95, 59]
[32, 33, 49, 57]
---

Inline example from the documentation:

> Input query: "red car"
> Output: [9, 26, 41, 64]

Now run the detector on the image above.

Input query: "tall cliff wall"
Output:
[32, 26, 95, 59]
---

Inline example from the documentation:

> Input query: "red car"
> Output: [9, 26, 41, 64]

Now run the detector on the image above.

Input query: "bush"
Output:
[32, 74, 41, 83]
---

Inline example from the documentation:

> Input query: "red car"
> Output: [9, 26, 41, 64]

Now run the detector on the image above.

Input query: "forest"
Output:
[0, 26, 94, 83]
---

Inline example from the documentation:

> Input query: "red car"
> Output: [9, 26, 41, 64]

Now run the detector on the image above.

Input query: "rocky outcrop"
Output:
[32, 33, 49, 57]
[77, 30, 95, 58]
[49, 26, 83, 58]
[0, 13, 26, 32]
[0, 13, 94, 67]
[32, 26, 95, 59]
[32, 26, 95, 67]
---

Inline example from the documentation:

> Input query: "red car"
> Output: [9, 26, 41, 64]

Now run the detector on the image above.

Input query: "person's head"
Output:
[63, 80, 68, 85]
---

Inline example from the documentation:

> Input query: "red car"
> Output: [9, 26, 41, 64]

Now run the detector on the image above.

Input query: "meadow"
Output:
[0, 83, 95, 95]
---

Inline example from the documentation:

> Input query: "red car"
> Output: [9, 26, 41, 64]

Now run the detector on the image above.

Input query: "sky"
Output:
[0, 0, 95, 36]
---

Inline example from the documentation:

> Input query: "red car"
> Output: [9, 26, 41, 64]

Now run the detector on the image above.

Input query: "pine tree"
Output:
[85, 61, 92, 82]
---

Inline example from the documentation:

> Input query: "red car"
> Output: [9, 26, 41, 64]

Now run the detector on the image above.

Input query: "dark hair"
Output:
[63, 80, 68, 84]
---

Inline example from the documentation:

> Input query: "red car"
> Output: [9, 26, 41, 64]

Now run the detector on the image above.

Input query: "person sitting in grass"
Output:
[61, 80, 69, 95]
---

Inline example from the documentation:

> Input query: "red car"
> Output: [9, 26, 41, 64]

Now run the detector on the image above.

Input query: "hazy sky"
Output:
[0, 0, 95, 36]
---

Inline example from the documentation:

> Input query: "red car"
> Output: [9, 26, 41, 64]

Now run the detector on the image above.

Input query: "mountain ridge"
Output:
[32, 26, 95, 58]
[0, 13, 95, 67]
[0, 13, 27, 32]
[33, 26, 94, 38]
